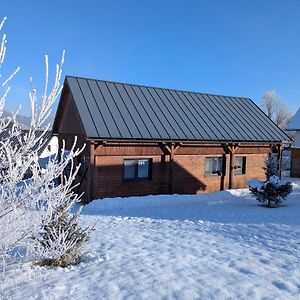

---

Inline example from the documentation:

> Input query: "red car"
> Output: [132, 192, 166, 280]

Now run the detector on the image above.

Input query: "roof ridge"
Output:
[65, 75, 251, 101]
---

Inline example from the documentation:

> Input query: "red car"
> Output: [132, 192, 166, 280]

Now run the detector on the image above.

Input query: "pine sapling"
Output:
[32, 205, 94, 267]
[265, 154, 279, 179]
[249, 153, 293, 207]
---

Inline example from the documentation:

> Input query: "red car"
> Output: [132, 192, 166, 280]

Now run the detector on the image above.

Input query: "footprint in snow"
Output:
[238, 268, 255, 275]
[259, 258, 270, 265]
[272, 281, 290, 292]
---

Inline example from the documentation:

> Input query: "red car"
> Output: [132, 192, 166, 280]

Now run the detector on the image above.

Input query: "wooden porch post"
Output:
[227, 143, 239, 189]
[169, 143, 175, 194]
[90, 153, 95, 201]
[89, 141, 106, 202]
[168, 143, 181, 194]
[271, 143, 283, 179]
[159, 142, 181, 194]
[276, 144, 283, 179]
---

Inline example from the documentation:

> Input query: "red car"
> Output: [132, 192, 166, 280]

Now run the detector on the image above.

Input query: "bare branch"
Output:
[261, 91, 293, 129]
[0, 19, 90, 276]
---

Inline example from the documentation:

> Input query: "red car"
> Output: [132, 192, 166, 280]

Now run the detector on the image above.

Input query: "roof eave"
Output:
[286, 128, 300, 131]
[86, 137, 291, 145]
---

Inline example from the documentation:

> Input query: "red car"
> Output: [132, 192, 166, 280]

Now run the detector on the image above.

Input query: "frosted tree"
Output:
[32, 205, 93, 267]
[0, 17, 92, 275]
[261, 91, 292, 129]
[249, 154, 292, 207]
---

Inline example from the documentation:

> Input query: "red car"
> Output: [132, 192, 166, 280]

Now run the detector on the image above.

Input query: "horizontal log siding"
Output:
[90, 143, 270, 199]
[172, 154, 230, 194]
[291, 148, 300, 178]
[92, 143, 271, 156]
[94, 155, 169, 198]
[232, 154, 267, 189]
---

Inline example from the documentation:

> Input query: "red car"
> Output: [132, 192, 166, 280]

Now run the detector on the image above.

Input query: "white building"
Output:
[39, 135, 59, 158]
[287, 108, 300, 177]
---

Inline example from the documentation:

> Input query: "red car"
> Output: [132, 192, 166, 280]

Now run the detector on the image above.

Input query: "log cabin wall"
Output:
[86, 142, 271, 200]
[291, 148, 300, 177]
[57, 133, 90, 199]
[54, 89, 92, 198]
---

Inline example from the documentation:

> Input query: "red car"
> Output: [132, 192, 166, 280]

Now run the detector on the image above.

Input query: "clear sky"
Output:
[1, 0, 300, 116]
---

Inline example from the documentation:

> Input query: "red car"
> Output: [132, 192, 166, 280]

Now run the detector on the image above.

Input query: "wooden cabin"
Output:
[287, 107, 300, 177]
[53, 76, 290, 201]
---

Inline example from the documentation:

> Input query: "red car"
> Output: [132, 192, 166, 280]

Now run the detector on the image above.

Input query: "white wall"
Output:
[40, 136, 59, 158]
[287, 108, 300, 130]
[294, 132, 300, 148]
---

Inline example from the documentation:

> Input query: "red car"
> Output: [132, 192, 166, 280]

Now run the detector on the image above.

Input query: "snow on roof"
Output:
[287, 107, 300, 131]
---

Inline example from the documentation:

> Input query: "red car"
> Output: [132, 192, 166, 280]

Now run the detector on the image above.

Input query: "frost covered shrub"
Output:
[33, 205, 93, 267]
[248, 154, 292, 207]
[30, 153, 94, 268]
[0, 17, 92, 274]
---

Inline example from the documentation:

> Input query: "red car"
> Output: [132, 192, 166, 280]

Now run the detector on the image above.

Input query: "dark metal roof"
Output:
[65, 76, 290, 143]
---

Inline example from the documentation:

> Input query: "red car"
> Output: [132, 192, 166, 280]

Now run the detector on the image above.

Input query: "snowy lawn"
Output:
[2, 178, 300, 299]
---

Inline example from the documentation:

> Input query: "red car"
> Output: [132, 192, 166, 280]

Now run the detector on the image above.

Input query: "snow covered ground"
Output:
[2, 178, 300, 300]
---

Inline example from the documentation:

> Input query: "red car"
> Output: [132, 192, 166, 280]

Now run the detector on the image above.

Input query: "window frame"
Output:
[235, 156, 246, 176]
[123, 158, 152, 182]
[204, 156, 225, 177]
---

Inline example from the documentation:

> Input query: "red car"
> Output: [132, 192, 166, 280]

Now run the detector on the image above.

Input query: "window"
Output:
[235, 156, 246, 175]
[205, 157, 224, 176]
[123, 159, 152, 181]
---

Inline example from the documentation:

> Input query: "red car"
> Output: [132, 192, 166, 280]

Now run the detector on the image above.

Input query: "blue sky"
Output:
[1, 0, 300, 115]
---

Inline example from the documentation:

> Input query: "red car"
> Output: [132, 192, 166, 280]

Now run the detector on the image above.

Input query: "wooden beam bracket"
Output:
[222, 143, 240, 154]
[93, 140, 107, 152]
[158, 142, 182, 156]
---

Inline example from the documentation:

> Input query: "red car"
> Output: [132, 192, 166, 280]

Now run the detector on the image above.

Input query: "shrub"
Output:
[0, 17, 93, 275]
[32, 205, 93, 267]
[248, 154, 293, 207]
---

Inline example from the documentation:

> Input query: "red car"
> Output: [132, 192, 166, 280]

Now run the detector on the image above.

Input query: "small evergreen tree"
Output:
[265, 154, 278, 179]
[32, 204, 94, 267]
[249, 153, 293, 207]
